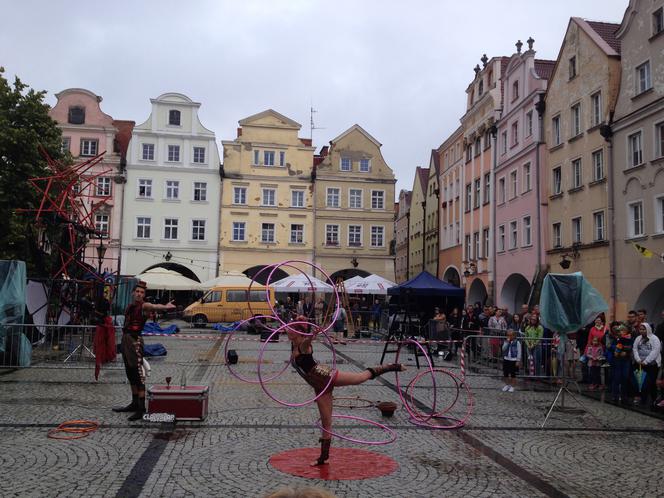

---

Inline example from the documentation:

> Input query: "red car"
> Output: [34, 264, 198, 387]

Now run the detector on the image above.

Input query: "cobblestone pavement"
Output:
[1, 330, 664, 498]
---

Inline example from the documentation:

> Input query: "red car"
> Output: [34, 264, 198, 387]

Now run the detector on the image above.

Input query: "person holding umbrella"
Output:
[632, 322, 661, 410]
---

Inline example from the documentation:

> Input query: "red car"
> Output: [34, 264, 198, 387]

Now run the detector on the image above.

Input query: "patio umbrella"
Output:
[346, 274, 396, 295]
[271, 274, 334, 293]
[134, 268, 200, 291]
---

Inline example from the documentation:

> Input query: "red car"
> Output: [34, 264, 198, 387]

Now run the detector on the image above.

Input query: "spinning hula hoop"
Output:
[405, 367, 461, 419]
[315, 413, 397, 445]
[394, 338, 438, 423]
[406, 369, 473, 429]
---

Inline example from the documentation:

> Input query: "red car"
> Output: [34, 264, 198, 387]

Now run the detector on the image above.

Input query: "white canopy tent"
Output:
[343, 275, 365, 287]
[135, 268, 201, 291]
[346, 274, 396, 295]
[271, 273, 334, 293]
[197, 271, 257, 290]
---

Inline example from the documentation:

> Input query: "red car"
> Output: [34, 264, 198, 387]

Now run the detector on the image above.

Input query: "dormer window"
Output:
[168, 109, 181, 126]
[68, 106, 85, 125]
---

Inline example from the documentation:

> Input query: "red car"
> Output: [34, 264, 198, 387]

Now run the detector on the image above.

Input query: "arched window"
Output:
[168, 109, 181, 126]
[478, 80, 484, 96]
[68, 106, 85, 125]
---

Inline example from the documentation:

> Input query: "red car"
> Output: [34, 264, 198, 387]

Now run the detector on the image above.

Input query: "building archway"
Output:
[442, 266, 461, 288]
[634, 278, 664, 321]
[329, 268, 370, 283]
[142, 262, 200, 282]
[244, 265, 289, 285]
[500, 273, 531, 314]
[468, 278, 487, 307]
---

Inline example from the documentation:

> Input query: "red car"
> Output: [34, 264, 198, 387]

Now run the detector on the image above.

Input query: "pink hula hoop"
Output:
[315, 413, 397, 445]
[394, 338, 438, 423]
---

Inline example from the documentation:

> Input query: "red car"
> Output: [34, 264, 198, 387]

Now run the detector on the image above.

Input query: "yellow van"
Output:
[183, 286, 275, 326]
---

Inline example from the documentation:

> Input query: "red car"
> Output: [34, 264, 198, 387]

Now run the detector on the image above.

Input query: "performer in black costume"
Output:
[112, 282, 176, 421]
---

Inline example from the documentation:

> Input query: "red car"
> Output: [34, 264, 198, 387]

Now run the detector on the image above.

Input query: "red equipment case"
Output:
[147, 385, 209, 421]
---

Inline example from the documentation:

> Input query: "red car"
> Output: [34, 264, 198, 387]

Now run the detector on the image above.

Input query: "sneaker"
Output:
[502, 385, 510, 392]
[508, 386, 515, 393]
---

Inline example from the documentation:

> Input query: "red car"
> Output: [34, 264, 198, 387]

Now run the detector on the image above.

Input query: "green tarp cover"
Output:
[0, 260, 26, 326]
[539, 272, 608, 334]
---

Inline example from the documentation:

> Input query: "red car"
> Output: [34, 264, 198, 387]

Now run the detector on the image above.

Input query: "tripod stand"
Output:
[63, 326, 96, 363]
[541, 373, 604, 428]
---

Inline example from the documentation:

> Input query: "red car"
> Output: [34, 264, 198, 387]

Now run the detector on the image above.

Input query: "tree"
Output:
[0, 67, 65, 275]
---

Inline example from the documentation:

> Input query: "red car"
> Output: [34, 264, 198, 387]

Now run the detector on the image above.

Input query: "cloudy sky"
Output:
[3, 0, 628, 197]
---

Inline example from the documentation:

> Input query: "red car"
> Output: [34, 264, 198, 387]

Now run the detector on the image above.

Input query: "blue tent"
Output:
[388, 271, 465, 297]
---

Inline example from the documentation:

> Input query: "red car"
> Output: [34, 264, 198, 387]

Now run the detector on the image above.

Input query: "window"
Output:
[167, 145, 180, 162]
[80, 139, 98, 156]
[456, 222, 460, 244]
[657, 122, 664, 158]
[509, 170, 517, 199]
[593, 211, 605, 241]
[473, 232, 480, 258]
[523, 163, 531, 192]
[326, 225, 339, 245]
[628, 131, 643, 167]
[371, 191, 385, 210]
[483, 228, 489, 257]
[483, 173, 491, 204]
[290, 224, 304, 244]
[96, 177, 111, 197]
[455, 179, 460, 198]
[136, 217, 151, 239]
[552, 167, 562, 195]
[498, 225, 505, 252]
[264, 151, 275, 166]
[592, 150, 604, 181]
[253, 150, 260, 165]
[484, 130, 492, 150]
[636, 62, 651, 94]
[232, 222, 246, 241]
[571, 103, 581, 137]
[327, 188, 340, 208]
[590, 92, 602, 127]
[341, 157, 352, 171]
[654, 8, 664, 35]
[279, 151, 285, 167]
[473, 179, 481, 208]
[466, 145, 472, 162]
[192, 220, 206, 241]
[478, 80, 484, 97]
[371, 226, 385, 247]
[291, 190, 304, 208]
[523, 216, 532, 246]
[498, 177, 506, 204]
[233, 186, 246, 205]
[261, 223, 275, 243]
[501, 131, 507, 154]
[359, 159, 370, 172]
[512, 80, 519, 101]
[526, 111, 533, 137]
[474, 137, 481, 156]
[165, 180, 179, 200]
[552, 222, 562, 248]
[657, 197, 664, 234]
[142, 143, 154, 160]
[509, 221, 518, 249]
[464, 234, 471, 261]
[465, 184, 472, 212]
[262, 188, 276, 206]
[164, 218, 178, 240]
[168, 110, 181, 126]
[348, 225, 362, 246]
[511, 121, 519, 146]
[552, 115, 561, 146]
[571, 217, 582, 244]
[61, 137, 71, 153]
[349, 189, 362, 209]
[193, 147, 205, 164]
[68, 106, 85, 124]
[193, 182, 207, 201]
[95, 214, 109, 237]
[571, 159, 582, 188]
[569, 56, 577, 79]
[628, 201, 644, 238]
[138, 179, 152, 198]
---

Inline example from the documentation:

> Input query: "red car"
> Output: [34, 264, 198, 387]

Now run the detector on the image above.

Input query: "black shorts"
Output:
[503, 359, 518, 378]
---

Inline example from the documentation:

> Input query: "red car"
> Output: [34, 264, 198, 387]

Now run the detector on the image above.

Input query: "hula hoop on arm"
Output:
[315, 414, 397, 445]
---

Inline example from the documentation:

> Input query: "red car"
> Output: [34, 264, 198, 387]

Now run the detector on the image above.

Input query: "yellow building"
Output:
[314, 125, 396, 282]
[424, 151, 440, 276]
[408, 167, 429, 277]
[219, 110, 316, 278]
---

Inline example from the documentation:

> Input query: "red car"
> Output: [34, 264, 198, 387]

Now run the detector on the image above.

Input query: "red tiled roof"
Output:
[534, 59, 556, 80]
[585, 20, 621, 54]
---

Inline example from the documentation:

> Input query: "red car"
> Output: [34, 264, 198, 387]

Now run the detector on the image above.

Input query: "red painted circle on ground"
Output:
[269, 447, 398, 480]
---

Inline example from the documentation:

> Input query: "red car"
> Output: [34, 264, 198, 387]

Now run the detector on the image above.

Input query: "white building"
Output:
[120, 93, 221, 282]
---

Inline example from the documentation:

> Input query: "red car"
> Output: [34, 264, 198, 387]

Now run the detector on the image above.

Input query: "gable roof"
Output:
[428, 149, 440, 176]
[585, 20, 621, 54]
[238, 109, 301, 129]
[414, 166, 429, 194]
[330, 124, 382, 148]
[534, 59, 556, 80]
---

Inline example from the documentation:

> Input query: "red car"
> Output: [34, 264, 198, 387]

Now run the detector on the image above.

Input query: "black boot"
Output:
[366, 363, 404, 379]
[112, 394, 138, 413]
[313, 438, 331, 466]
[127, 397, 145, 422]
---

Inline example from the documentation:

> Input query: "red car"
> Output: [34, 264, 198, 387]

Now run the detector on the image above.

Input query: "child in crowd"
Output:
[586, 337, 604, 390]
[501, 330, 521, 393]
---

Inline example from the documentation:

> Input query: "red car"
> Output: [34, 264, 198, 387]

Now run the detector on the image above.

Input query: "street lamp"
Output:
[164, 251, 173, 262]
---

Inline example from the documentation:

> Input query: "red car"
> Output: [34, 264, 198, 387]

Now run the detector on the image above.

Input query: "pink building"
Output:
[494, 40, 554, 312]
[49, 89, 133, 275]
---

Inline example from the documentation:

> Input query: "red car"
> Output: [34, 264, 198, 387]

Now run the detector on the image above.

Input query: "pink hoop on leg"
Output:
[315, 413, 397, 445]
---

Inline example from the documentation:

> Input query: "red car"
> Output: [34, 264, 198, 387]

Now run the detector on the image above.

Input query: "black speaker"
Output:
[227, 349, 238, 365]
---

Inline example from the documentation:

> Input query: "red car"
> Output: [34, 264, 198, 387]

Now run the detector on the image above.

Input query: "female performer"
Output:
[287, 316, 404, 466]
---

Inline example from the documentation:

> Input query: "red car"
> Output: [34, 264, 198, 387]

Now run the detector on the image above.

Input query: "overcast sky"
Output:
[3, 0, 628, 197]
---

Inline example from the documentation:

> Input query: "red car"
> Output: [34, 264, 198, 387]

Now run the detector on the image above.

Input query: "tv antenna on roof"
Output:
[310, 105, 325, 141]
